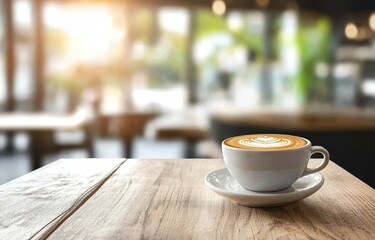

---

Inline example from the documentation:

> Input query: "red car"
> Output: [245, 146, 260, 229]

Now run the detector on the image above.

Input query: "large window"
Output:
[130, 8, 189, 111]
[43, 2, 127, 113]
[3, 2, 334, 113]
[194, 10, 265, 104]
[43, 4, 189, 113]
[194, 10, 331, 107]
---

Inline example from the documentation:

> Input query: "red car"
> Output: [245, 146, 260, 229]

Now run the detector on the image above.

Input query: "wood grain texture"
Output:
[48, 159, 375, 240]
[0, 158, 125, 240]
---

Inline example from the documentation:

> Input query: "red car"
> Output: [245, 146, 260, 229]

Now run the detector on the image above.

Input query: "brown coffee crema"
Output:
[224, 134, 307, 150]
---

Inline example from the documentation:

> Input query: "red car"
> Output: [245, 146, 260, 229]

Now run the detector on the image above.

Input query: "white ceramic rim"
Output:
[222, 133, 312, 152]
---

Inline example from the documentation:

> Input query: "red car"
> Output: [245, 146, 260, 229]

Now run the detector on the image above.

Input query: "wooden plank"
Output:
[0, 158, 126, 240]
[49, 159, 375, 239]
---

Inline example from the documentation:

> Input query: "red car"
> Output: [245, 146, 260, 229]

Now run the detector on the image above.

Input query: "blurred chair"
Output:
[359, 61, 375, 106]
[54, 109, 95, 157]
[196, 139, 222, 158]
[145, 108, 209, 158]
[52, 106, 94, 158]
[116, 111, 159, 158]
[332, 62, 360, 106]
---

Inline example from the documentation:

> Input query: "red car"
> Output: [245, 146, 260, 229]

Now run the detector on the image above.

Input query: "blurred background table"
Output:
[0, 112, 92, 169]
[1, 158, 374, 239]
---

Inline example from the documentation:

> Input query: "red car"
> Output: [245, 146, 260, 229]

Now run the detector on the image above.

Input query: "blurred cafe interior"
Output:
[1, 0, 375, 188]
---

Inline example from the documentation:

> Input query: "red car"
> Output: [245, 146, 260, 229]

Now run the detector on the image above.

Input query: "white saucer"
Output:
[204, 168, 324, 207]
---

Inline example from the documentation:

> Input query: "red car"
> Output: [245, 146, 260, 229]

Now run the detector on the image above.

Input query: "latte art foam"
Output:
[224, 134, 307, 150]
[239, 136, 291, 148]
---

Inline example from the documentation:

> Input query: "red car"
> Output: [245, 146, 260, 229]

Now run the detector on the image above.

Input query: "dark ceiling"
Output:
[120, 0, 375, 14]
[49, 0, 375, 17]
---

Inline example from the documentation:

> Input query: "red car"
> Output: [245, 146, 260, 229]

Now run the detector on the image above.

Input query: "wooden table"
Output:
[0, 158, 374, 239]
[0, 112, 91, 169]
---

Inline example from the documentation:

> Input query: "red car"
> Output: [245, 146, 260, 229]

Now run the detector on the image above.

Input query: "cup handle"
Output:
[301, 146, 330, 177]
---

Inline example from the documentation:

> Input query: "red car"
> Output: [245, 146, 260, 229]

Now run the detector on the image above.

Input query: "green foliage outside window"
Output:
[295, 17, 331, 102]
[195, 10, 264, 65]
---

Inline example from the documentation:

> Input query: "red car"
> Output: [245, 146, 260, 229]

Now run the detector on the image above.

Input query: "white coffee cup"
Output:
[222, 134, 330, 192]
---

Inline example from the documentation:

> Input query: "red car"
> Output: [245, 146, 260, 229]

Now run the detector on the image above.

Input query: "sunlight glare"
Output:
[44, 5, 114, 63]
[14, 0, 32, 27]
[158, 8, 189, 35]
[227, 12, 243, 32]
